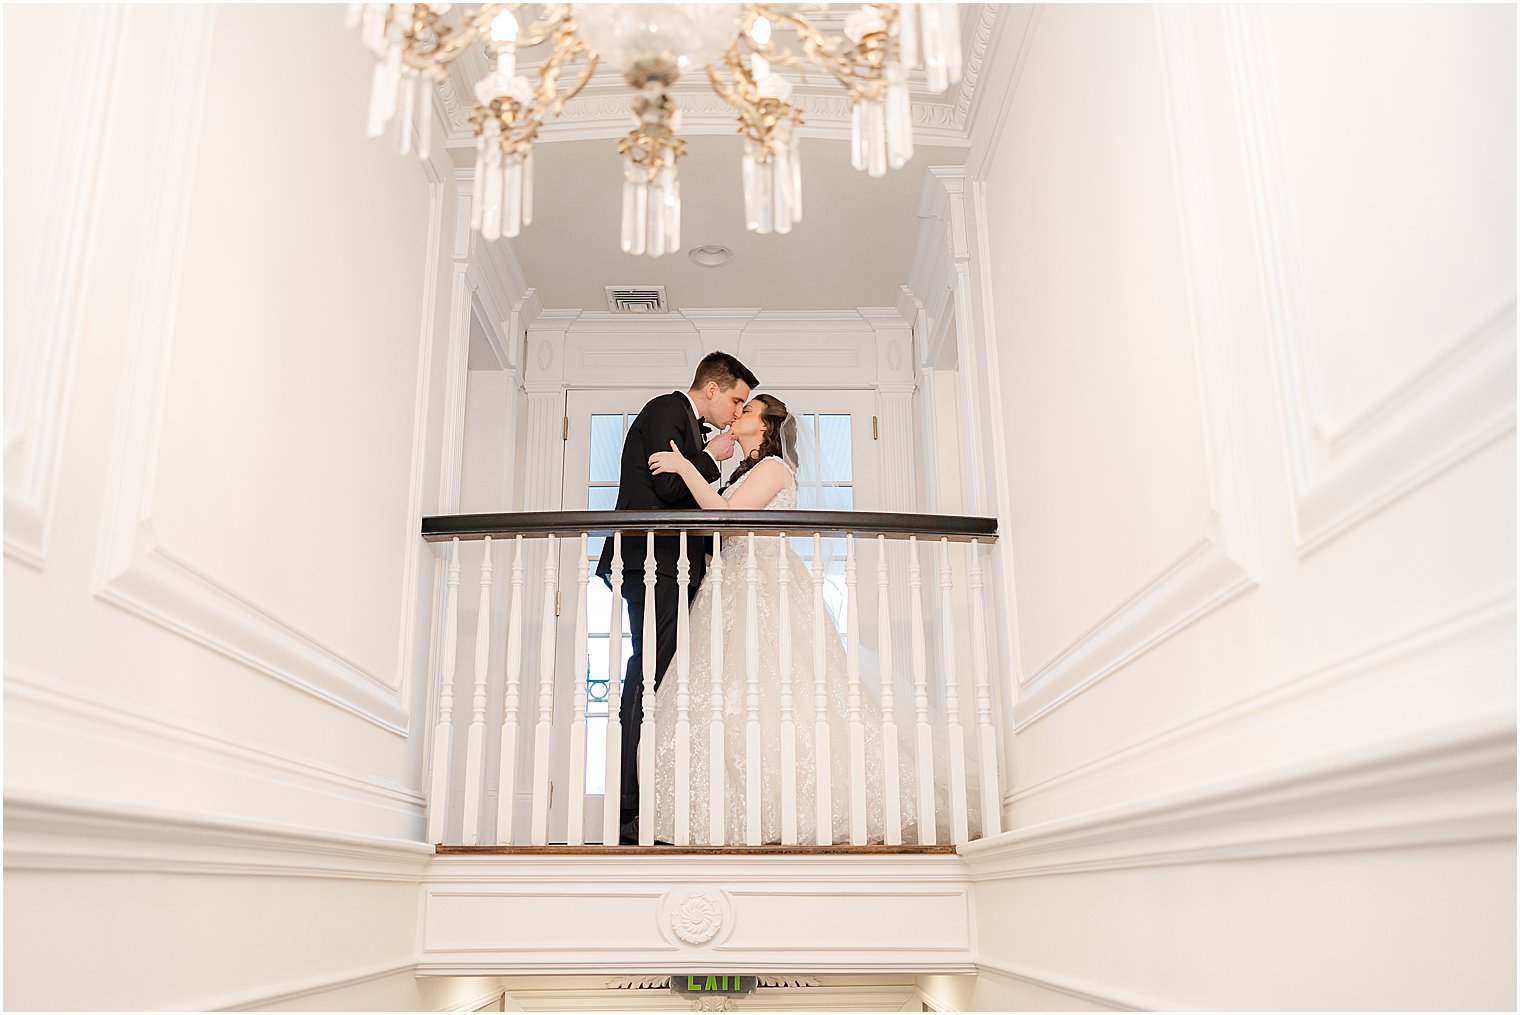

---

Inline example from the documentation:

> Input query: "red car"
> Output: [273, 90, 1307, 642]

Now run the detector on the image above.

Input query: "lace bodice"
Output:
[721, 456, 796, 510]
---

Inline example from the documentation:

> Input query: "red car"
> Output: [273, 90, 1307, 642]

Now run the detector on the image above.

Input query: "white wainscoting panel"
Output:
[3, 791, 431, 1011]
[88, 4, 448, 735]
[977, 4, 1257, 729]
[3, 6, 124, 570]
[1225, 5, 1517, 555]
[419, 855, 974, 974]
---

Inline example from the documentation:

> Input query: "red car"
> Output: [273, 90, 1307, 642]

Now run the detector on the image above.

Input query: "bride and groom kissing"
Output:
[595, 351, 949, 847]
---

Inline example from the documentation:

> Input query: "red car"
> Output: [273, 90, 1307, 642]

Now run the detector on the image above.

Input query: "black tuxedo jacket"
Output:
[595, 391, 721, 584]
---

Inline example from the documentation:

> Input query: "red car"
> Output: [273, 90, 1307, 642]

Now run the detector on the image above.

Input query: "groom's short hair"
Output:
[691, 351, 759, 393]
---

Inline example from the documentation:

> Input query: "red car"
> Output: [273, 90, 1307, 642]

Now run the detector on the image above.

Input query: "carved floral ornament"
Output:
[671, 888, 724, 944]
[352, 3, 965, 254]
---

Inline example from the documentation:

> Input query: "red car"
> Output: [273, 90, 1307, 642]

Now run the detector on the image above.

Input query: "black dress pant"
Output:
[617, 570, 698, 825]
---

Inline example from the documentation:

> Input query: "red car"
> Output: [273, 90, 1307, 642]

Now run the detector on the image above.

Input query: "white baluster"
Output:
[639, 531, 658, 846]
[811, 532, 833, 845]
[939, 538, 969, 845]
[877, 535, 902, 846]
[908, 537, 936, 845]
[496, 535, 525, 844]
[845, 534, 867, 845]
[427, 538, 461, 845]
[778, 534, 797, 845]
[462, 537, 493, 846]
[530, 534, 557, 845]
[969, 538, 1001, 838]
[707, 532, 727, 845]
[674, 530, 692, 846]
[566, 533, 590, 845]
[744, 533, 761, 845]
[602, 531, 624, 846]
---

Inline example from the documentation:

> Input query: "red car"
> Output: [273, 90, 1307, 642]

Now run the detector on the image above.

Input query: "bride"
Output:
[646, 394, 969, 846]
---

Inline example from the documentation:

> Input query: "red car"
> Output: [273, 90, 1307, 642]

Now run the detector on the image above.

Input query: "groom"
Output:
[595, 351, 759, 844]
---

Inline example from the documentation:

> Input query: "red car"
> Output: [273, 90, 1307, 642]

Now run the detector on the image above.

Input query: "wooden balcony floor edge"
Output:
[434, 843, 959, 856]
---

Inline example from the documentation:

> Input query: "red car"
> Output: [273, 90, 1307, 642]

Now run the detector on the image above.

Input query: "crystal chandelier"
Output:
[352, 4, 962, 256]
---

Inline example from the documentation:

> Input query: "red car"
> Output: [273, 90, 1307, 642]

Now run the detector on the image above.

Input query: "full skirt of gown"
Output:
[649, 532, 978, 846]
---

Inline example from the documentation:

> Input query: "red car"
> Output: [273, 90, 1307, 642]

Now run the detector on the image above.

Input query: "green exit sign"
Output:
[670, 975, 757, 997]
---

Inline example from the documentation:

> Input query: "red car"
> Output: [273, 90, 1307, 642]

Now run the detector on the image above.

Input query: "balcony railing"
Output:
[420, 510, 1003, 850]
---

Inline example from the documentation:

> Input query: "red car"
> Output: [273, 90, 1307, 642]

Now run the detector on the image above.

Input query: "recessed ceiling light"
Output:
[688, 244, 735, 268]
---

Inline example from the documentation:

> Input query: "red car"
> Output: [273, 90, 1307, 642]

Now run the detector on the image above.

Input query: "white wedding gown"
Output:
[651, 458, 977, 846]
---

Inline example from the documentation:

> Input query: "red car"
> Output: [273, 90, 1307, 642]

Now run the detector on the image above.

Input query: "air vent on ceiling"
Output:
[606, 286, 668, 314]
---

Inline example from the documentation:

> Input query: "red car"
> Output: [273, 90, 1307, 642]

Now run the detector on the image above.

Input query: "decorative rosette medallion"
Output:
[658, 886, 735, 947]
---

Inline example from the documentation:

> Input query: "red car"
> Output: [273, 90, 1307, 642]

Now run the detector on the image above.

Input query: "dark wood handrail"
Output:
[421, 510, 998, 543]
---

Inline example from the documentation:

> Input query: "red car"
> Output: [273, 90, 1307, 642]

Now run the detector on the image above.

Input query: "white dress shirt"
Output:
[682, 391, 721, 467]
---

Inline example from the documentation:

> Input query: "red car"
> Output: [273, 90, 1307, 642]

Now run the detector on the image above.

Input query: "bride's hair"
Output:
[723, 393, 794, 491]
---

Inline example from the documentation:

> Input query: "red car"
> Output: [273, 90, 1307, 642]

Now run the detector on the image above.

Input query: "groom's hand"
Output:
[705, 427, 737, 462]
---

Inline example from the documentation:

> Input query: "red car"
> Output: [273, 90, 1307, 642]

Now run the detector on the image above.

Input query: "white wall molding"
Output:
[438, 984, 509, 1012]
[421, 853, 972, 887]
[3, 788, 432, 879]
[439, 261, 476, 515]
[964, 708, 1515, 880]
[194, 962, 422, 1012]
[907, 166, 1021, 803]
[505, 288, 543, 374]
[1009, 10, 1259, 729]
[397, 139, 454, 775]
[505, 984, 918, 1012]
[964, 6, 1040, 184]
[5, 665, 425, 835]
[682, 307, 762, 358]
[3, 6, 125, 570]
[1224, 5, 1518, 556]
[465, 211, 532, 353]
[969, 957, 1181, 1012]
[523, 309, 904, 392]
[1013, 537, 1256, 733]
[420, 855, 972, 975]
[1003, 591, 1515, 812]
[89, 4, 423, 735]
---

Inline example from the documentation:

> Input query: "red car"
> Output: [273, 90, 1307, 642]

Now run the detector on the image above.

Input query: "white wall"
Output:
[956, 3, 1515, 1009]
[4, 5, 457, 1008]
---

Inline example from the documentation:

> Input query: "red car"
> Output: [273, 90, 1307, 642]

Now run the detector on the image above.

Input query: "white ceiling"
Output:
[503, 134, 968, 312]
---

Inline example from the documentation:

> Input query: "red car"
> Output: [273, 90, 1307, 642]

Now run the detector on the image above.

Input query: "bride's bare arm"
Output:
[721, 459, 788, 510]
[649, 441, 728, 509]
[648, 445, 789, 511]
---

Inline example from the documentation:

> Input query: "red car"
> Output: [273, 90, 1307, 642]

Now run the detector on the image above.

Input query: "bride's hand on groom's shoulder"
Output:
[649, 441, 689, 477]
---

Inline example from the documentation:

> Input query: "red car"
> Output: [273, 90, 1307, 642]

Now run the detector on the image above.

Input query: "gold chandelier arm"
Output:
[755, 2, 898, 103]
[402, 3, 505, 71]
[549, 52, 600, 114]
[706, 44, 806, 156]
[705, 59, 744, 116]
[537, 16, 599, 115]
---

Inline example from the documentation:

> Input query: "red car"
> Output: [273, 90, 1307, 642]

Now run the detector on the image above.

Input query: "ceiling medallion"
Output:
[353, 3, 962, 255]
